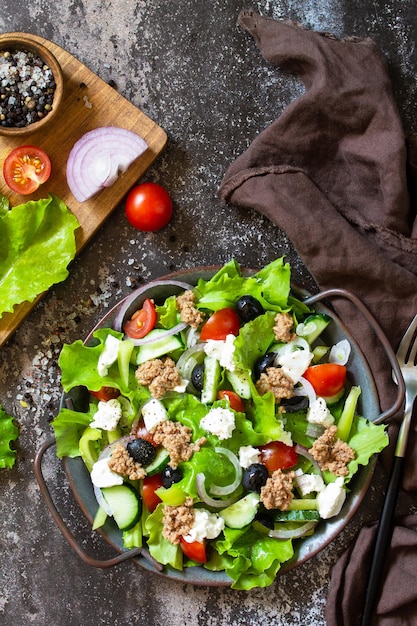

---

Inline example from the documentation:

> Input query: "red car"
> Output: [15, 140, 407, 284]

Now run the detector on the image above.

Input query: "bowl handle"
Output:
[303, 287, 405, 424]
[34, 437, 163, 571]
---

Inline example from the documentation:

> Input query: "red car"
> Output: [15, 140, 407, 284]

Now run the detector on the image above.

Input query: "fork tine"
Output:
[397, 314, 417, 362]
[409, 333, 417, 365]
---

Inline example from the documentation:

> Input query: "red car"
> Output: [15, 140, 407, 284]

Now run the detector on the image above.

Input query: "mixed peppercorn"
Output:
[0, 48, 56, 128]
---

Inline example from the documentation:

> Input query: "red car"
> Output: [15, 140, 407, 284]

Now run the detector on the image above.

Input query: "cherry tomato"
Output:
[142, 473, 163, 513]
[123, 298, 157, 339]
[3, 145, 51, 195]
[303, 363, 347, 398]
[217, 390, 245, 413]
[133, 418, 156, 446]
[125, 182, 173, 231]
[200, 308, 240, 341]
[258, 441, 298, 472]
[179, 537, 207, 563]
[89, 386, 120, 401]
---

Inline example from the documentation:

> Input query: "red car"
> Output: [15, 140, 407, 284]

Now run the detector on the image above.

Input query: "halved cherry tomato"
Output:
[199, 308, 240, 341]
[258, 441, 298, 471]
[3, 145, 51, 195]
[303, 363, 347, 398]
[179, 537, 207, 563]
[125, 182, 173, 231]
[123, 298, 157, 339]
[133, 418, 156, 446]
[89, 386, 120, 401]
[217, 390, 245, 413]
[142, 473, 163, 513]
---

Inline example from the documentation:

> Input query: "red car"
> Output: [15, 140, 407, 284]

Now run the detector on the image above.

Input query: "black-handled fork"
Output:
[361, 313, 417, 626]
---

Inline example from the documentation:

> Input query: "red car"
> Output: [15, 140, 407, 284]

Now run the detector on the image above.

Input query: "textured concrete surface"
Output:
[0, 1, 416, 625]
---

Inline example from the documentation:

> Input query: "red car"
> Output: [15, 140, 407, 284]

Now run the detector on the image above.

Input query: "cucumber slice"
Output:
[201, 355, 221, 404]
[101, 483, 141, 531]
[298, 314, 332, 344]
[145, 447, 170, 476]
[135, 329, 183, 365]
[226, 368, 252, 399]
[219, 492, 260, 529]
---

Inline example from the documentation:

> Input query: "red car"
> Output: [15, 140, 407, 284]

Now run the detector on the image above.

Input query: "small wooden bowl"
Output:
[0, 33, 64, 137]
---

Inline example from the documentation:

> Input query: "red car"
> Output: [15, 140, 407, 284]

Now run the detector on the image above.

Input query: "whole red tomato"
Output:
[125, 182, 173, 231]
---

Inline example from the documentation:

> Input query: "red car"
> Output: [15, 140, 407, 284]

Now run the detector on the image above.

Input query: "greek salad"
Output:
[52, 258, 388, 589]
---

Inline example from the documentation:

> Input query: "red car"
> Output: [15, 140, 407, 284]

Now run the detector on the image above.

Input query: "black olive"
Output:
[280, 395, 309, 412]
[255, 509, 275, 530]
[161, 465, 183, 488]
[242, 463, 269, 492]
[236, 295, 264, 322]
[191, 363, 205, 392]
[253, 352, 277, 380]
[126, 438, 156, 465]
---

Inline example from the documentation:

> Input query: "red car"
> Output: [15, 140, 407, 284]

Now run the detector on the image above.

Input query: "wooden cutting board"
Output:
[0, 33, 167, 348]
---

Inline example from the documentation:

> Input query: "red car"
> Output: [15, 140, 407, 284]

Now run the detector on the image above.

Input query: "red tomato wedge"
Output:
[3, 145, 51, 195]
[217, 390, 245, 413]
[258, 441, 298, 472]
[142, 473, 163, 513]
[179, 537, 207, 563]
[200, 308, 240, 341]
[123, 298, 157, 339]
[89, 386, 120, 401]
[303, 363, 347, 398]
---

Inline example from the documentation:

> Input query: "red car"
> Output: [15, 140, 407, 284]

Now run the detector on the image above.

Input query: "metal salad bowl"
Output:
[34, 267, 404, 586]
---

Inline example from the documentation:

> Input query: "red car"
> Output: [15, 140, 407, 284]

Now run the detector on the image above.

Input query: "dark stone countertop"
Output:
[0, 1, 416, 625]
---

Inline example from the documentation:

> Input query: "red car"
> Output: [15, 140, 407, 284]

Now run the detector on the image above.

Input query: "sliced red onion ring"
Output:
[294, 376, 317, 408]
[267, 520, 317, 539]
[66, 127, 148, 203]
[196, 473, 236, 509]
[93, 484, 114, 516]
[113, 279, 194, 333]
[329, 339, 351, 365]
[209, 448, 242, 496]
[127, 322, 188, 347]
[295, 443, 321, 474]
[176, 343, 205, 380]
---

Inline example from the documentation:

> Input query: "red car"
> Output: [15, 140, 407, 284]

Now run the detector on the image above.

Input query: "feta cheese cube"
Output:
[141, 398, 168, 433]
[307, 397, 335, 427]
[90, 398, 122, 431]
[295, 471, 325, 496]
[203, 334, 236, 371]
[97, 334, 120, 377]
[183, 508, 225, 543]
[200, 407, 235, 440]
[317, 477, 346, 519]
[90, 458, 123, 488]
[239, 445, 260, 468]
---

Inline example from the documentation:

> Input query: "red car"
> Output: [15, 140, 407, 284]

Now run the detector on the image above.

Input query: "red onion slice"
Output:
[294, 376, 317, 408]
[93, 484, 114, 516]
[113, 279, 194, 332]
[295, 443, 321, 474]
[267, 520, 317, 539]
[66, 126, 148, 203]
[209, 447, 242, 496]
[196, 473, 236, 509]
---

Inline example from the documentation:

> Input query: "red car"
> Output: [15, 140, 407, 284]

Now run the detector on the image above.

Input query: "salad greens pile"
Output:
[0, 404, 19, 469]
[52, 258, 388, 589]
[0, 193, 79, 318]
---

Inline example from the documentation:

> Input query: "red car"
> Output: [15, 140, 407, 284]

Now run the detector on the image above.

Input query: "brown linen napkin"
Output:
[326, 514, 417, 625]
[218, 11, 417, 625]
[219, 10, 417, 490]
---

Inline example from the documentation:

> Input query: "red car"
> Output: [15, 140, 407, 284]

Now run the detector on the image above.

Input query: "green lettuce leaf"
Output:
[0, 404, 19, 469]
[0, 194, 79, 318]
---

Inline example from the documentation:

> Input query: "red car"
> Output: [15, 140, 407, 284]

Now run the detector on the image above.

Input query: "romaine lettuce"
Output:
[0, 194, 79, 318]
